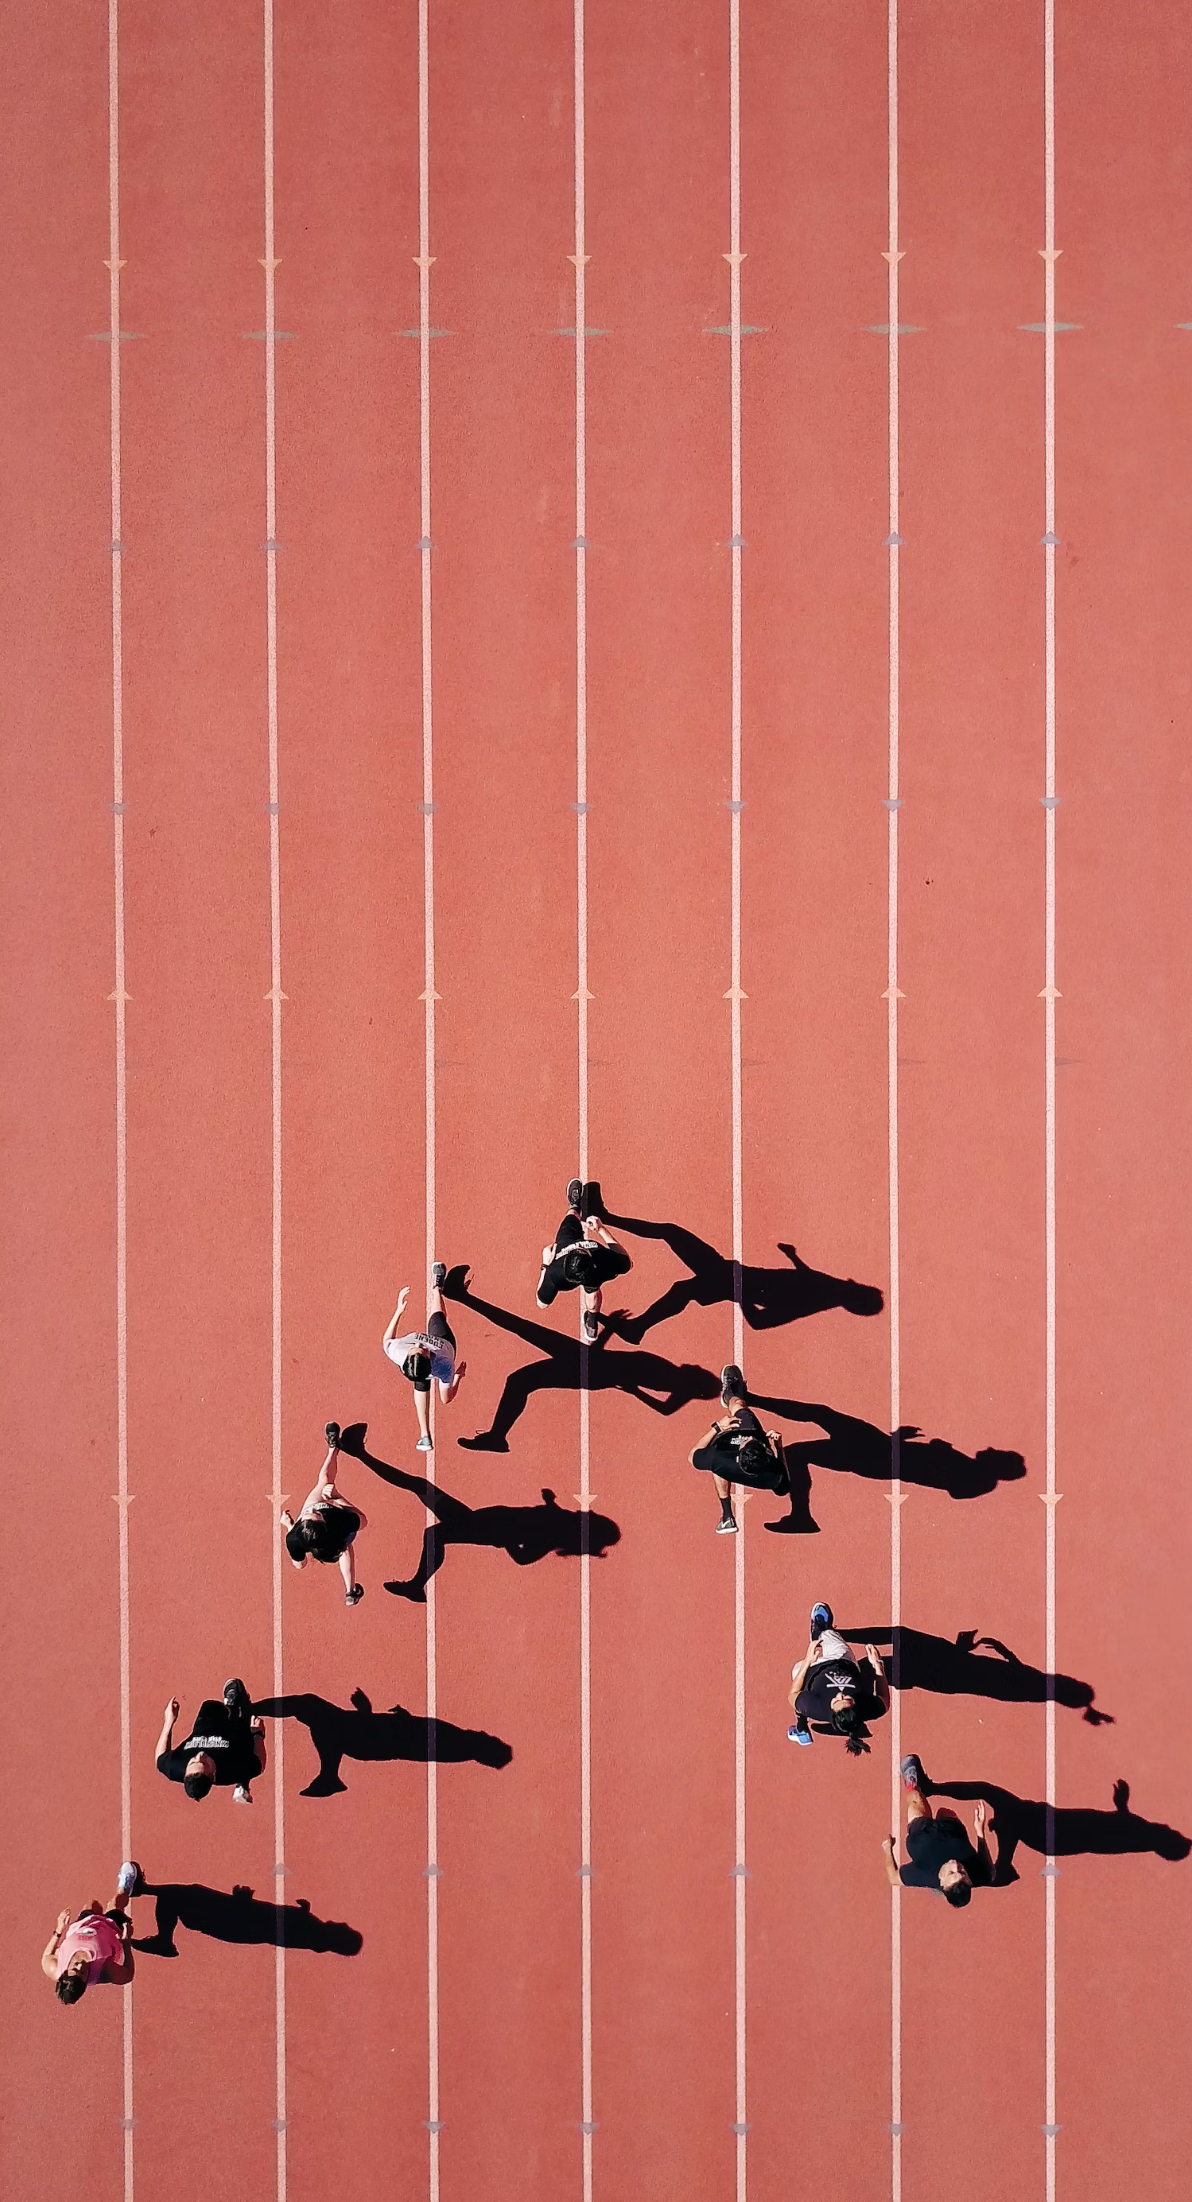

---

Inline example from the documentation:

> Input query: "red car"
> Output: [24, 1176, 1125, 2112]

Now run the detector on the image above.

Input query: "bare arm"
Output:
[41, 1911, 72, 1977]
[788, 1642, 820, 1706]
[865, 1644, 892, 1712]
[155, 1699, 180, 1760]
[383, 1289, 411, 1347]
[881, 1836, 900, 1887]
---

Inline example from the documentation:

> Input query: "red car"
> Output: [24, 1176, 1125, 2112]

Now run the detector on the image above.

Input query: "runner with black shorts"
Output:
[537, 1179, 632, 1342]
[883, 1753, 995, 1906]
[688, 1362, 790, 1534]
[383, 1264, 468, 1452]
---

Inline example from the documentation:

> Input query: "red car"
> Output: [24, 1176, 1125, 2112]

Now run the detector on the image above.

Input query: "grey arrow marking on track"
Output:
[1040, 795, 1060, 808]
[572, 801, 589, 814]
[866, 324, 924, 334]
[1040, 533, 1060, 546]
[704, 324, 769, 335]
[726, 800, 746, 812]
[555, 327, 610, 336]
[883, 797, 903, 810]
[1018, 323, 1081, 332]
[885, 534, 903, 547]
[87, 331, 145, 341]
[242, 330, 298, 340]
[395, 329, 454, 337]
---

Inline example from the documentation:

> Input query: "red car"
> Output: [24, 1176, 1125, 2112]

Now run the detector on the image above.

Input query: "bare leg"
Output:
[439, 1360, 466, 1406]
[906, 1788, 932, 1825]
[414, 1389, 431, 1441]
[338, 1546, 357, 1597]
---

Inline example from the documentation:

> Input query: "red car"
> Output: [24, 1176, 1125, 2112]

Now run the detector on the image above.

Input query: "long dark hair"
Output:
[831, 1703, 871, 1757]
[286, 1512, 355, 1565]
[402, 1351, 434, 1385]
[55, 1971, 87, 2004]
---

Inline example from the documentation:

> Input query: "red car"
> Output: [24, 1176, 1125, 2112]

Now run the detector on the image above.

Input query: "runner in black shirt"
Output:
[537, 1180, 632, 1342]
[689, 1364, 790, 1534]
[787, 1601, 889, 1754]
[281, 1423, 367, 1602]
[883, 1754, 994, 1905]
[154, 1680, 266, 1804]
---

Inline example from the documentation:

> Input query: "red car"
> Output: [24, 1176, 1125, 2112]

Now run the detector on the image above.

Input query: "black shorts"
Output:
[412, 1309, 456, 1393]
[537, 1214, 585, 1307]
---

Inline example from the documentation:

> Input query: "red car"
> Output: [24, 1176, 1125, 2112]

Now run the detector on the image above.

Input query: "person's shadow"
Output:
[254, 1687, 513, 1797]
[442, 1267, 721, 1451]
[337, 1422, 621, 1598]
[750, 1396, 1027, 1531]
[837, 1623, 1112, 1723]
[132, 1883, 362, 1955]
[923, 1775, 1191, 1885]
[594, 1199, 883, 1344]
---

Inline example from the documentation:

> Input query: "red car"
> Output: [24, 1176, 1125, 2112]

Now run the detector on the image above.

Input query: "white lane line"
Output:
[105, 0, 133, 2188]
[415, 1, 441, 2191]
[570, 3, 594, 2192]
[260, 3, 288, 2193]
[883, 2, 904, 2192]
[1042, 0, 1058, 2184]
[726, 3, 747, 2194]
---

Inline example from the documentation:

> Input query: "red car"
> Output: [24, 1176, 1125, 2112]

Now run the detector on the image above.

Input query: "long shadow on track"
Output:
[923, 1776, 1191, 1884]
[253, 1687, 513, 1797]
[444, 1268, 721, 1451]
[836, 1623, 1112, 1723]
[749, 1395, 1026, 1530]
[337, 1420, 621, 1599]
[593, 1203, 883, 1344]
[133, 1883, 363, 1954]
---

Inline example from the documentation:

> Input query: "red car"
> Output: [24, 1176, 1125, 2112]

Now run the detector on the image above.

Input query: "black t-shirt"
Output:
[306, 1503, 360, 1561]
[900, 1813, 987, 1889]
[692, 1409, 786, 1493]
[795, 1655, 885, 1728]
[157, 1699, 262, 1787]
[541, 1240, 631, 1297]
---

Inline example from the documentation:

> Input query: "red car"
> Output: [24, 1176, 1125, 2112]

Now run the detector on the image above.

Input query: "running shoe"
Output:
[582, 1310, 600, 1342]
[810, 1602, 834, 1639]
[900, 1753, 927, 1791]
[566, 1178, 583, 1213]
[715, 1514, 739, 1535]
[345, 1584, 365, 1606]
[325, 1420, 341, 1449]
[720, 1363, 746, 1406]
[116, 1861, 145, 1898]
[223, 1678, 251, 1718]
[430, 1262, 447, 1287]
[416, 1434, 434, 1452]
[787, 1723, 813, 1748]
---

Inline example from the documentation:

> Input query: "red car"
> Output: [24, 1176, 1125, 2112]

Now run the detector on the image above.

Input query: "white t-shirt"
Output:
[385, 1331, 455, 1384]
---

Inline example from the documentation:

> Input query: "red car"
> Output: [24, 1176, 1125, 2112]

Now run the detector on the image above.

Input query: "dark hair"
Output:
[561, 1246, 597, 1290]
[943, 1878, 973, 1908]
[402, 1351, 433, 1385]
[55, 1970, 87, 2004]
[286, 1519, 315, 1563]
[184, 1770, 214, 1801]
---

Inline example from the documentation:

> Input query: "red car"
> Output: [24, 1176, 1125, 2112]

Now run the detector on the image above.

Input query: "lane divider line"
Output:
[1041, 1, 1059, 2189]
[260, 5, 288, 2193]
[105, 0, 134, 2190]
[415, 4, 441, 2194]
[883, 4, 904, 2195]
[726, 5, 747, 2196]
[570, 3, 594, 2194]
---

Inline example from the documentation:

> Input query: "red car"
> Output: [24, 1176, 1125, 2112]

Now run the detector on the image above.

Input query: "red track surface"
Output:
[3, 3, 1191, 2199]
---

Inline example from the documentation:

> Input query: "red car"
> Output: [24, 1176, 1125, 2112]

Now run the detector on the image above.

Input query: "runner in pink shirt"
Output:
[42, 1861, 145, 2004]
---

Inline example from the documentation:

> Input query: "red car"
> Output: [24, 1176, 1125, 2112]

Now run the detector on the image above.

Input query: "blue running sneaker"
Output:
[787, 1721, 813, 1747]
[810, 1603, 833, 1639]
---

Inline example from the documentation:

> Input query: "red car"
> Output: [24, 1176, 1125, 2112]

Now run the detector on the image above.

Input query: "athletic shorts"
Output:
[412, 1309, 456, 1393]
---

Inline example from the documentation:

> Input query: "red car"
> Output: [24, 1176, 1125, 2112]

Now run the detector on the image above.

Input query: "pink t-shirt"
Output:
[56, 1912, 124, 1983]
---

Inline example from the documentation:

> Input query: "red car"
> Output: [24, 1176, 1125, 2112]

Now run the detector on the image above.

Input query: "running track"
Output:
[2, 3, 1191, 2199]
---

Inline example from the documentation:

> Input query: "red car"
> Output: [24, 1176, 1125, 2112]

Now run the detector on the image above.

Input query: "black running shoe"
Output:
[582, 1309, 600, 1343]
[223, 1678, 251, 1718]
[810, 1602, 834, 1639]
[430, 1262, 447, 1287]
[325, 1420, 341, 1449]
[566, 1178, 583, 1213]
[720, 1363, 746, 1406]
